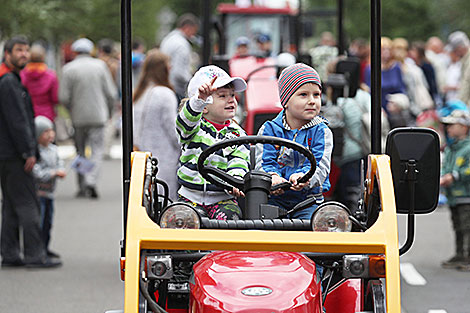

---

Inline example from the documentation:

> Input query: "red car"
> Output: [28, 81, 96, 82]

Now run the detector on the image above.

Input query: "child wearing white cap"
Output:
[440, 110, 470, 270]
[175, 65, 249, 220]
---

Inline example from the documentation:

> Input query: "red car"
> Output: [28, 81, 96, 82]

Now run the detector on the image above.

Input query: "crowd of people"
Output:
[327, 31, 470, 271]
[2, 11, 470, 272]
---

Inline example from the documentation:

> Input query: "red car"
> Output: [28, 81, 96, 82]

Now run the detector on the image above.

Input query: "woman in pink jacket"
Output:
[21, 45, 59, 122]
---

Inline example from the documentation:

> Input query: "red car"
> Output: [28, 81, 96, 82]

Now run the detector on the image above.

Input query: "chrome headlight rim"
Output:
[158, 202, 201, 229]
[310, 201, 352, 232]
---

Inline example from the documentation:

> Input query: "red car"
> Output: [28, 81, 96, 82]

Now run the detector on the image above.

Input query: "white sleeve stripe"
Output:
[311, 127, 333, 188]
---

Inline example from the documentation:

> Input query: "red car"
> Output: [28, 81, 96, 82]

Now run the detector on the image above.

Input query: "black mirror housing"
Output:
[386, 127, 440, 214]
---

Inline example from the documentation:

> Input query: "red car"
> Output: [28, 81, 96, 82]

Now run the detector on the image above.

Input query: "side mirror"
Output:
[386, 127, 440, 214]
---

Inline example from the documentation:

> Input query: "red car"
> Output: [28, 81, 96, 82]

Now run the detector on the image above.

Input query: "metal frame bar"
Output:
[121, 0, 133, 257]
[370, 0, 382, 154]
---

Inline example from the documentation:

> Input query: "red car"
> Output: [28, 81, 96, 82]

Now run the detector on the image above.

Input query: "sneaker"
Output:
[457, 262, 470, 272]
[25, 258, 62, 269]
[46, 250, 61, 258]
[441, 255, 467, 269]
[1, 259, 25, 268]
[76, 190, 87, 198]
[86, 186, 99, 199]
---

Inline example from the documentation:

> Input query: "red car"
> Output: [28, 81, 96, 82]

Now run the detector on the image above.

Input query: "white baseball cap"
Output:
[187, 65, 247, 98]
[441, 109, 470, 126]
[71, 38, 94, 54]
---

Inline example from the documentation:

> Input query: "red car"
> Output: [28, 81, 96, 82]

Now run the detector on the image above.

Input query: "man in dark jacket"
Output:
[0, 36, 61, 268]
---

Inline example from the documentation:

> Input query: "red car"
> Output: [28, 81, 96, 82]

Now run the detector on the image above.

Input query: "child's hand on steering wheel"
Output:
[229, 187, 245, 197]
[271, 174, 288, 195]
[289, 173, 310, 191]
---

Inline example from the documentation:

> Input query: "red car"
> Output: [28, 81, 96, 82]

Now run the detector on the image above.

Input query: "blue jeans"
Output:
[39, 197, 54, 250]
[268, 195, 323, 220]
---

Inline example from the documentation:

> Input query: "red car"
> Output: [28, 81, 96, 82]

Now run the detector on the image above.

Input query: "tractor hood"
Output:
[190, 250, 321, 313]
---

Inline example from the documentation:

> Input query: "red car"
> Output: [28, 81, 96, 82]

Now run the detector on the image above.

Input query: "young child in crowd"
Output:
[440, 110, 470, 271]
[256, 63, 333, 219]
[175, 65, 249, 220]
[33, 116, 66, 258]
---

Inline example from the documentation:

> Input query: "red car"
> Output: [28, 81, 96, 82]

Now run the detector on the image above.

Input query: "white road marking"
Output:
[400, 262, 427, 286]
[428, 310, 447, 313]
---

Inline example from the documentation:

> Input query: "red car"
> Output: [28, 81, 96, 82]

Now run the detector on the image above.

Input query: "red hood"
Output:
[21, 63, 48, 80]
[0, 63, 12, 77]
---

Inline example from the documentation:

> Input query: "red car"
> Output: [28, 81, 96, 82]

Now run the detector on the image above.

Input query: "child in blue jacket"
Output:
[256, 63, 333, 219]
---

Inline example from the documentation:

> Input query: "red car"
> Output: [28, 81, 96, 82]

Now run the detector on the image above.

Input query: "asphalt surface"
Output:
[399, 206, 470, 313]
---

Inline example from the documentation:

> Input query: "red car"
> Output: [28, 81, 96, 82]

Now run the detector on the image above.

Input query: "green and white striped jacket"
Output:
[176, 96, 249, 205]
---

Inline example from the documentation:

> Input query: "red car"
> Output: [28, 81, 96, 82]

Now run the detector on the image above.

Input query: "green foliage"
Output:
[431, 0, 470, 36]
[0, 0, 163, 47]
[306, 0, 470, 43]
[381, 0, 436, 41]
[1, 0, 470, 48]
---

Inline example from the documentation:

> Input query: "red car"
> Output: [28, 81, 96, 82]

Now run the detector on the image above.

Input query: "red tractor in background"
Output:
[204, 2, 312, 134]
[202, 1, 346, 135]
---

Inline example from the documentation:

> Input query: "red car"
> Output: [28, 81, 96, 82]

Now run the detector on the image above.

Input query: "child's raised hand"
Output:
[271, 174, 288, 195]
[289, 173, 309, 191]
[198, 76, 217, 101]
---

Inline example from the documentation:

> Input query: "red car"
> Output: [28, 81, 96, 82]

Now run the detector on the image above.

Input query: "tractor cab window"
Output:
[225, 14, 290, 57]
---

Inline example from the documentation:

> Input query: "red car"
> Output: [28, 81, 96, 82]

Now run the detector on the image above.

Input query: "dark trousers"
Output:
[335, 159, 363, 212]
[0, 160, 45, 263]
[450, 204, 470, 257]
[39, 197, 54, 251]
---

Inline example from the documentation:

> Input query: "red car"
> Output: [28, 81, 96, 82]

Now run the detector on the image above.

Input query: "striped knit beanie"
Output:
[278, 63, 322, 107]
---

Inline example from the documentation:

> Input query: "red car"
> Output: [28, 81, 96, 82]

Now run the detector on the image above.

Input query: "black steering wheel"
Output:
[197, 136, 317, 193]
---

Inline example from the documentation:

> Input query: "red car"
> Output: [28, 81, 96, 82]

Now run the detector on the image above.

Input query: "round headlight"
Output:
[159, 203, 201, 229]
[311, 201, 352, 232]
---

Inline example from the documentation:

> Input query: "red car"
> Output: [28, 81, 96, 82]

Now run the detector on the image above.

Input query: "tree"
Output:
[0, 0, 165, 47]
[305, 0, 469, 43]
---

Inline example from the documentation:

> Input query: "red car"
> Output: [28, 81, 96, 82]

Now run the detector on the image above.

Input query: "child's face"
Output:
[38, 129, 55, 146]
[236, 45, 249, 55]
[285, 83, 321, 128]
[445, 123, 469, 139]
[203, 87, 237, 124]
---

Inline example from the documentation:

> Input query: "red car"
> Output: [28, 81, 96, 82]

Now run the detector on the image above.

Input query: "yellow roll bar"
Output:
[123, 152, 400, 312]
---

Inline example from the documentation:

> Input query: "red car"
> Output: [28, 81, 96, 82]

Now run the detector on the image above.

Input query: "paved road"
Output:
[399, 207, 470, 313]
[0, 156, 124, 313]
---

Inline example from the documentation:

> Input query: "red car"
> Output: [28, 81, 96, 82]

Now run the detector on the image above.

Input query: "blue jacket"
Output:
[256, 111, 333, 202]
